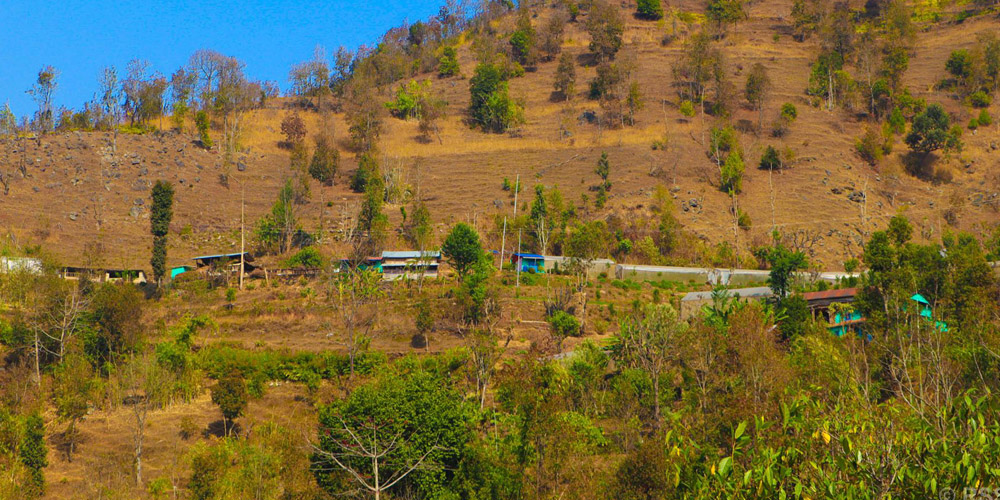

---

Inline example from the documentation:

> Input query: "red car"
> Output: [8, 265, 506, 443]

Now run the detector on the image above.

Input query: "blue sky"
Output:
[0, 0, 445, 118]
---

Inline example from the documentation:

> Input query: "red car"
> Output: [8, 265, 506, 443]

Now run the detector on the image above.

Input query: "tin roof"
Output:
[382, 251, 441, 259]
[512, 253, 545, 259]
[802, 288, 858, 301]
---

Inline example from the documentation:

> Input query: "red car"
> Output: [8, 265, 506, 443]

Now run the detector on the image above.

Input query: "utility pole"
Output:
[499, 217, 507, 271]
[512, 174, 520, 217]
[239, 183, 245, 290]
[516, 229, 521, 290]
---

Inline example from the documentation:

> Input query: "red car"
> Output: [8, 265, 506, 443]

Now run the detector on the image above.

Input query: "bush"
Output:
[856, 126, 890, 165]
[969, 118, 979, 130]
[759, 145, 781, 170]
[888, 107, 906, 134]
[469, 63, 524, 133]
[285, 246, 324, 268]
[720, 151, 745, 194]
[636, 0, 664, 20]
[968, 90, 992, 108]
[780, 102, 798, 121]
[979, 109, 993, 127]
[195, 111, 212, 148]
[438, 47, 459, 77]
[548, 310, 581, 339]
[679, 100, 695, 118]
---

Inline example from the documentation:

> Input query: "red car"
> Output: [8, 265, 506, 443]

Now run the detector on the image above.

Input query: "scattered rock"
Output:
[68, 213, 78, 221]
[237, 162, 247, 172]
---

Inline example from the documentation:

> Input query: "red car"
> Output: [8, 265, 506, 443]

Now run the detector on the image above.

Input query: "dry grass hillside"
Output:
[2, 0, 999, 272]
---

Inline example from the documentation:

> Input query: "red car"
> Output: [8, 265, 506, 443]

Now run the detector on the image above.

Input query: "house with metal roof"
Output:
[380, 251, 440, 281]
[511, 253, 545, 273]
[803, 288, 863, 336]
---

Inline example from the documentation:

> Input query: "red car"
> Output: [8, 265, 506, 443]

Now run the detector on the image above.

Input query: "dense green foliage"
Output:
[469, 63, 524, 133]
[150, 180, 174, 285]
[442, 223, 484, 281]
[635, 0, 663, 20]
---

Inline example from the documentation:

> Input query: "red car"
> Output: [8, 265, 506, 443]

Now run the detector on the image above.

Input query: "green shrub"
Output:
[969, 90, 992, 108]
[759, 145, 781, 170]
[888, 107, 906, 134]
[969, 118, 979, 130]
[679, 100, 695, 117]
[438, 47, 459, 77]
[636, 0, 664, 20]
[978, 109, 993, 127]
[548, 310, 581, 339]
[285, 246, 324, 268]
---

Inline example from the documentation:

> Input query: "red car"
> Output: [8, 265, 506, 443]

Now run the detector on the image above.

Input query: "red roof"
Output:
[802, 287, 858, 301]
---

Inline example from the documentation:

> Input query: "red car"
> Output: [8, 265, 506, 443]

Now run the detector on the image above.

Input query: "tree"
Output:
[90, 283, 144, 366]
[595, 152, 611, 191]
[469, 63, 524, 133]
[539, 12, 567, 62]
[706, 0, 746, 38]
[586, 1, 625, 62]
[745, 63, 771, 130]
[211, 373, 248, 437]
[759, 145, 781, 170]
[636, 0, 664, 20]
[26, 66, 58, 133]
[765, 244, 807, 299]
[308, 134, 339, 186]
[97, 66, 123, 153]
[122, 59, 167, 127]
[280, 112, 307, 148]
[438, 46, 460, 77]
[312, 372, 471, 500]
[255, 179, 299, 254]
[21, 414, 47, 496]
[355, 176, 388, 258]
[509, 10, 537, 68]
[195, 110, 212, 148]
[905, 104, 960, 156]
[442, 223, 483, 282]
[614, 304, 686, 430]
[332, 268, 384, 377]
[554, 53, 577, 101]
[289, 46, 332, 109]
[169, 67, 197, 131]
[150, 181, 174, 286]
[0, 102, 16, 136]
[52, 354, 94, 461]
[120, 351, 171, 485]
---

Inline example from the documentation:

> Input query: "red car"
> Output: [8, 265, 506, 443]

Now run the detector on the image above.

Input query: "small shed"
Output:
[680, 286, 774, 320]
[511, 253, 545, 273]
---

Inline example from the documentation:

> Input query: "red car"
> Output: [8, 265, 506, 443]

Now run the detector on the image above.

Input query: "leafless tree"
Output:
[331, 268, 384, 377]
[117, 352, 171, 486]
[98, 66, 123, 154]
[26, 66, 58, 133]
[311, 416, 440, 500]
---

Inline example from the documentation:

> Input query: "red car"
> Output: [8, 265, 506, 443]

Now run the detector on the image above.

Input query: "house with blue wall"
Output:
[511, 253, 545, 273]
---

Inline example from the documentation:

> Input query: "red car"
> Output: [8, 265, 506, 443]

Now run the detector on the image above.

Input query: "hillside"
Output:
[2, 0, 999, 271]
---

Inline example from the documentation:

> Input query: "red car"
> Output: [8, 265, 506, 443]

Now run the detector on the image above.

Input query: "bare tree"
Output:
[36, 284, 89, 364]
[331, 268, 384, 377]
[26, 66, 58, 133]
[615, 304, 686, 430]
[117, 352, 170, 486]
[98, 66, 123, 154]
[312, 416, 440, 500]
[466, 329, 511, 410]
